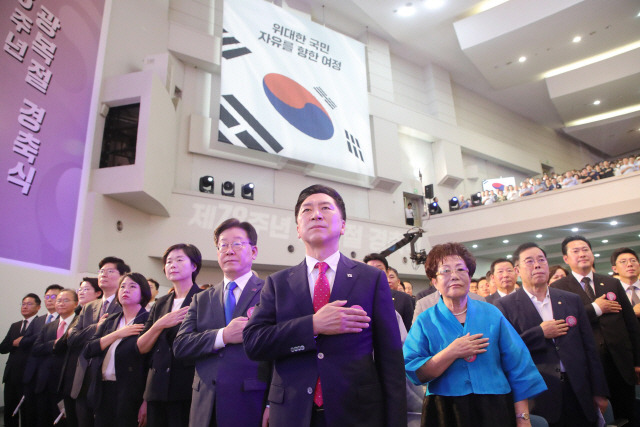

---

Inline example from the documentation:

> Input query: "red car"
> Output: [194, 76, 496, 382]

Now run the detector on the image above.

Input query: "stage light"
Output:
[241, 183, 255, 200]
[199, 176, 214, 193]
[448, 197, 459, 212]
[471, 192, 482, 206]
[428, 201, 441, 215]
[221, 181, 235, 197]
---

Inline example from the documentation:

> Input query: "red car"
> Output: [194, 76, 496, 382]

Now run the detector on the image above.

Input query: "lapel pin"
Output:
[347, 273, 353, 278]
[565, 316, 577, 327]
[247, 307, 255, 318]
[599, 283, 604, 286]
[606, 292, 616, 301]
[251, 288, 257, 292]
[558, 301, 562, 304]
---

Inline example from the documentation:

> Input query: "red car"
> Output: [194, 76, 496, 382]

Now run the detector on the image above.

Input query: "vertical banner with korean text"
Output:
[219, 0, 373, 176]
[0, 0, 105, 269]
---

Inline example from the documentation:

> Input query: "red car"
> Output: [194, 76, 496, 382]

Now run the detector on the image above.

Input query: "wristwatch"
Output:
[516, 413, 530, 420]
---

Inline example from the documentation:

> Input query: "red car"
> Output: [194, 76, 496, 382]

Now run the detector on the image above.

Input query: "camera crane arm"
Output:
[379, 229, 427, 265]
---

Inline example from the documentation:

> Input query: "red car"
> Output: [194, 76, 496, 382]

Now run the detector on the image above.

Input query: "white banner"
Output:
[219, 0, 373, 176]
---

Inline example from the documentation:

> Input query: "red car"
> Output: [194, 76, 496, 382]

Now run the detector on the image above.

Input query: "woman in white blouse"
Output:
[84, 273, 151, 427]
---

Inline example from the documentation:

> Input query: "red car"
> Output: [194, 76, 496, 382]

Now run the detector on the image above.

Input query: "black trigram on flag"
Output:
[345, 130, 364, 162]
[222, 29, 252, 60]
[313, 87, 337, 110]
[218, 94, 283, 153]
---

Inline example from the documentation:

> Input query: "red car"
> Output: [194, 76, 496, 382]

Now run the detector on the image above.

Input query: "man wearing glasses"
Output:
[43, 284, 63, 324]
[551, 236, 640, 425]
[610, 248, 640, 320]
[243, 184, 406, 427]
[174, 218, 269, 427]
[0, 293, 40, 427]
[67, 256, 129, 427]
[496, 243, 608, 426]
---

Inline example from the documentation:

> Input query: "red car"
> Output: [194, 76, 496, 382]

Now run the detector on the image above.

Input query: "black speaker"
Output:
[425, 184, 434, 199]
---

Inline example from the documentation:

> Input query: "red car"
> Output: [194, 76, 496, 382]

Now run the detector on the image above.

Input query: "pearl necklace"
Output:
[451, 307, 467, 316]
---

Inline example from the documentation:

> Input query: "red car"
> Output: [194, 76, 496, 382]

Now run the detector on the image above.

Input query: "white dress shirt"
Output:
[102, 315, 130, 381]
[522, 287, 565, 372]
[620, 279, 640, 306]
[305, 250, 340, 297]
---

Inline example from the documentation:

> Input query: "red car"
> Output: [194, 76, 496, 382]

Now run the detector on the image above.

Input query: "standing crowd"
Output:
[2, 184, 640, 427]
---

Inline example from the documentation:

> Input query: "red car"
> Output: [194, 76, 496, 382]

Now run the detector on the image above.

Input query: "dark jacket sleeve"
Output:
[0, 322, 19, 354]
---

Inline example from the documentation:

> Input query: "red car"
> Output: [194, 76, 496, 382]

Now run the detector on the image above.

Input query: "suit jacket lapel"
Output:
[330, 254, 357, 302]
[517, 289, 543, 324]
[182, 284, 201, 308]
[567, 276, 593, 304]
[549, 289, 567, 320]
[92, 300, 101, 323]
[592, 274, 607, 298]
[288, 260, 314, 315]
[156, 293, 173, 318]
[234, 275, 262, 317]
[211, 283, 226, 328]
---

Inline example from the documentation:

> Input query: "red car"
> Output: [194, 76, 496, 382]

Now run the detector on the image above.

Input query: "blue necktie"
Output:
[46, 314, 54, 324]
[224, 282, 238, 325]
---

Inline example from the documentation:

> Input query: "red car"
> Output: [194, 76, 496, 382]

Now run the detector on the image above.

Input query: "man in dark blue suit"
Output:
[496, 243, 608, 426]
[32, 289, 79, 427]
[551, 236, 640, 425]
[244, 184, 407, 427]
[174, 219, 269, 427]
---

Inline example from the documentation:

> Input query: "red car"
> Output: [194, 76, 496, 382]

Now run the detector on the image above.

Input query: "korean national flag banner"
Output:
[219, 0, 373, 176]
[483, 177, 516, 192]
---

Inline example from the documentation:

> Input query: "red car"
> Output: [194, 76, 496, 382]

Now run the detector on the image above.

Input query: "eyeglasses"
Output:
[98, 268, 118, 275]
[77, 287, 93, 293]
[56, 298, 73, 304]
[617, 258, 639, 266]
[521, 257, 548, 267]
[44, 294, 57, 300]
[21, 302, 36, 307]
[217, 241, 251, 252]
[436, 267, 470, 277]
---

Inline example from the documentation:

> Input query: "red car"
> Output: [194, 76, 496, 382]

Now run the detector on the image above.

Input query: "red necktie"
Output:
[313, 262, 330, 407]
[56, 320, 66, 339]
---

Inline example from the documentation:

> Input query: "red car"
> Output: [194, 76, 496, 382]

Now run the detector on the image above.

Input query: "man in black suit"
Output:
[67, 256, 128, 427]
[551, 236, 640, 424]
[497, 243, 608, 426]
[485, 258, 517, 305]
[32, 289, 79, 427]
[21, 301, 49, 427]
[611, 248, 640, 321]
[174, 219, 268, 427]
[363, 253, 414, 331]
[0, 293, 41, 427]
[244, 185, 407, 427]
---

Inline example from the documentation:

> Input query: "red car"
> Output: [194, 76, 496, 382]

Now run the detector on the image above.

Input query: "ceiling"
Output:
[290, 0, 640, 158]
[465, 211, 640, 275]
